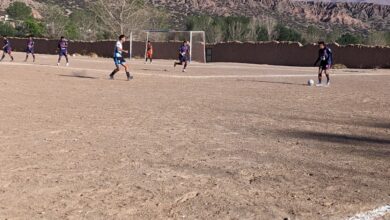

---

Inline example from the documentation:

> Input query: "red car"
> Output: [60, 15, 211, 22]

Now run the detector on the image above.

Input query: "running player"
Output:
[174, 41, 189, 72]
[145, 41, 153, 64]
[57, 36, 69, 66]
[314, 41, 333, 86]
[25, 36, 35, 62]
[0, 36, 14, 62]
[109, 34, 133, 81]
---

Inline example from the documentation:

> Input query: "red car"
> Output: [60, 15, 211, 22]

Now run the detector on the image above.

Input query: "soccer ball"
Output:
[308, 79, 315, 86]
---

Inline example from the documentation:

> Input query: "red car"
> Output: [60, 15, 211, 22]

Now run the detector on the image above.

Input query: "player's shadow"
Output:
[59, 74, 98, 80]
[281, 115, 390, 130]
[282, 129, 390, 158]
[237, 79, 306, 86]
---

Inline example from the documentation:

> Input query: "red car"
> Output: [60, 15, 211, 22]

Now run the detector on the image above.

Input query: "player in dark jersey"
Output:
[174, 41, 190, 72]
[57, 36, 69, 66]
[25, 36, 36, 62]
[145, 41, 153, 64]
[314, 41, 333, 86]
[0, 37, 14, 62]
[109, 34, 133, 81]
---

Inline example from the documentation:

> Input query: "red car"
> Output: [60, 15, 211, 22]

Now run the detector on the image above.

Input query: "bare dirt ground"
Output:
[0, 53, 389, 220]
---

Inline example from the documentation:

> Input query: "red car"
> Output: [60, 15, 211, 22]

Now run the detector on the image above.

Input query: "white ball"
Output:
[308, 79, 315, 86]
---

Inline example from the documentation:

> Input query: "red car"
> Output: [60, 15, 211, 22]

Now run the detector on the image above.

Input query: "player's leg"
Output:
[182, 60, 188, 72]
[25, 51, 29, 62]
[0, 51, 5, 61]
[9, 51, 14, 61]
[317, 67, 323, 85]
[64, 52, 69, 66]
[32, 52, 35, 62]
[121, 61, 133, 80]
[57, 53, 62, 65]
[325, 67, 330, 86]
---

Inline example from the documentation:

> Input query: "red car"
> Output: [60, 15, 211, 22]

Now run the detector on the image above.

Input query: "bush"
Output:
[255, 26, 268, 41]
[19, 18, 45, 37]
[0, 23, 17, 36]
[275, 24, 303, 42]
[336, 33, 362, 45]
[6, 2, 33, 21]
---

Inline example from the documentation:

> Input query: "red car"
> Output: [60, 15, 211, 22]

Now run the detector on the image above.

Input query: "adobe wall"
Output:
[1, 37, 389, 68]
[206, 42, 390, 68]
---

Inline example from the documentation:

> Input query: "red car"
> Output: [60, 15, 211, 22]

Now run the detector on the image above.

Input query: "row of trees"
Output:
[186, 15, 390, 46]
[1, 1, 389, 46]
[0, 0, 170, 40]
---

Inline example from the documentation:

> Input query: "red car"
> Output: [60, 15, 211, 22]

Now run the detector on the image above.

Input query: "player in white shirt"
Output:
[109, 34, 133, 80]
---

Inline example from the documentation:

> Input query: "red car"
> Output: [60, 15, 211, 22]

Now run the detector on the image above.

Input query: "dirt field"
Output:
[0, 53, 389, 220]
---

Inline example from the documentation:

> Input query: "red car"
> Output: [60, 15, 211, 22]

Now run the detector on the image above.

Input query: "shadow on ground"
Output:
[237, 79, 306, 86]
[280, 129, 390, 158]
[59, 74, 98, 80]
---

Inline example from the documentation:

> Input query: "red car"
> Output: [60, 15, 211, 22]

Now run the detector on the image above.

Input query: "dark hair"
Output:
[119, 34, 126, 40]
[318, 41, 325, 45]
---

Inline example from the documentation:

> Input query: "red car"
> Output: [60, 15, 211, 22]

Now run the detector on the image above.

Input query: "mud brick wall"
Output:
[206, 42, 390, 68]
[2, 37, 389, 68]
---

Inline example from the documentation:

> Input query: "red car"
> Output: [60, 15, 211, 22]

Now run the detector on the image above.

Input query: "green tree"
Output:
[42, 4, 68, 38]
[336, 33, 362, 45]
[6, 2, 33, 21]
[19, 18, 45, 36]
[186, 15, 223, 43]
[0, 23, 17, 36]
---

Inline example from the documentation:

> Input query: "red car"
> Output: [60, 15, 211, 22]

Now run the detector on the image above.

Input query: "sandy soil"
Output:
[0, 53, 389, 220]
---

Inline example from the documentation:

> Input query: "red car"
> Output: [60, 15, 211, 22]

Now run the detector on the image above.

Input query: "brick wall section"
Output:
[1, 37, 389, 68]
[207, 42, 390, 68]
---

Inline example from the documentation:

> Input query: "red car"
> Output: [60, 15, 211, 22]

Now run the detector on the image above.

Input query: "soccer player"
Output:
[145, 41, 153, 64]
[25, 36, 35, 62]
[0, 36, 14, 62]
[109, 34, 133, 81]
[57, 36, 69, 66]
[314, 41, 333, 86]
[174, 41, 190, 72]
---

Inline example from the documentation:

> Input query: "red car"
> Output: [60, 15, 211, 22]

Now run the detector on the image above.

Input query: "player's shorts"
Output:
[4, 48, 12, 54]
[147, 51, 153, 58]
[319, 62, 331, 70]
[59, 48, 68, 56]
[26, 48, 34, 54]
[179, 54, 187, 63]
[114, 56, 126, 65]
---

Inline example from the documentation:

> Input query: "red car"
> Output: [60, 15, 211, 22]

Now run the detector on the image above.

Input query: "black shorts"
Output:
[179, 54, 187, 62]
[319, 62, 330, 70]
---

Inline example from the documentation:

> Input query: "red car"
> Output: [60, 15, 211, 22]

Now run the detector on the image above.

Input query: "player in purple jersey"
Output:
[25, 36, 36, 62]
[174, 41, 190, 72]
[314, 41, 333, 86]
[57, 36, 69, 66]
[0, 36, 14, 62]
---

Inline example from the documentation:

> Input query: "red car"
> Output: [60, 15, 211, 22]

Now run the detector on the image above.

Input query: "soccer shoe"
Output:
[127, 75, 134, 81]
[66, 63, 69, 67]
[316, 83, 323, 87]
[325, 82, 330, 87]
[182, 69, 186, 72]
[174, 62, 177, 68]
[57, 63, 60, 66]
[109, 75, 114, 80]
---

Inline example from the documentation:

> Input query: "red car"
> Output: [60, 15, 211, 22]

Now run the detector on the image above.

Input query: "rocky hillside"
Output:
[1, 0, 389, 32]
[149, 0, 390, 31]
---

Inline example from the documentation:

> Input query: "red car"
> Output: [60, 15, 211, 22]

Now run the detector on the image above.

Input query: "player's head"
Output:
[318, 41, 325, 49]
[183, 40, 187, 45]
[119, 34, 126, 42]
[3, 36, 7, 40]
[29, 35, 33, 40]
[60, 36, 65, 40]
[148, 40, 150, 43]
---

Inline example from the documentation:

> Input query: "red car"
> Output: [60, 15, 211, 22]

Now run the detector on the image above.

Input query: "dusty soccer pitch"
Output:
[0, 53, 389, 219]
